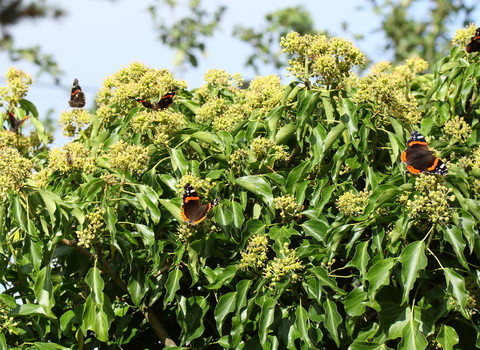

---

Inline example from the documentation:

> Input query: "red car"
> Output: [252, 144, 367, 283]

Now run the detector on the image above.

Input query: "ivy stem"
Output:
[61, 238, 177, 347]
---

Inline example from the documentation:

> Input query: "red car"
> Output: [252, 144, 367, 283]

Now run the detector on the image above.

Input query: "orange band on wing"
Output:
[183, 196, 200, 203]
[426, 157, 440, 172]
[407, 141, 428, 147]
[180, 208, 188, 221]
[407, 165, 422, 174]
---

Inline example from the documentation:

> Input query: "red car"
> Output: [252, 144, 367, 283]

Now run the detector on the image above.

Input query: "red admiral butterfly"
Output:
[180, 183, 220, 225]
[401, 131, 448, 175]
[129, 89, 176, 111]
[7, 111, 28, 133]
[68, 78, 86, 108]
[466, 27, 480, 53]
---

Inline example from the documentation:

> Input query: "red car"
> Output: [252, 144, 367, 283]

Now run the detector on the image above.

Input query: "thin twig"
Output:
[153, 259, 173, 278]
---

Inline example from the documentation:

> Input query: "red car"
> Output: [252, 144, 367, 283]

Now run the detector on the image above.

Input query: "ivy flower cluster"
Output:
[177, 173, 215, 195]
[47, 143, 97, 175]
[336, 189, 372, 217]
[193, 69, 245, 104]
[212, 103, 247, 132]
[443, 116, 472, 144]
[100, 173, 121, 187]
[34, 142, 97, 187]
[464, 276, 480, 312]
[451, 24, 478, 49]
[203, 69, 245, 89]
[31, 169, 49, 188]
[76, 207, 106, 248]
[196, 98, 228, 125]
[356, 59, 427, 126]
[458, 146, 480, 170]
[274, 194, 299, 219]
[59, 108, 92, 137]
[405, 173, 455, 225]
[131, 109, 186, 146]
[60, 108, 92, 137]
[238, 234, 269, 271]
[196, 98, 247, 132]
[469, 179, 480, 199]
[0, 129, 30, 150]
[244, 75, 284, 117]
[280, 31, 366, 87]
[239, 236, 303, 290]
[263, 243, 303, 289]
[95, 61, 187, 123]
[251, 137, 288, 162]
[228, 148, 251, 174]
[28, 130, 54, 153]
[0, 67, 33, 107]
[0, 301, 18, 334]
[392, 57, 429, 82]
[0, 147, 33, 200]
[108, 140, 149, 175]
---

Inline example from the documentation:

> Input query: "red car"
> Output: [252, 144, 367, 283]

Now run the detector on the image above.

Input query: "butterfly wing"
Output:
[69, 79, 86, 108]
[129, 96, 159, 111]
[401, 131, 448, 175]
[7, 111, 28, 133]
[157, 90, 176, 110]
[180, 183, 219, 225]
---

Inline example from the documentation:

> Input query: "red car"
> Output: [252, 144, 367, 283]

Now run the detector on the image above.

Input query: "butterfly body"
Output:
[69, 78, 86, 108]
[401, 131, 447, 175]
[180, 183, 219, 225]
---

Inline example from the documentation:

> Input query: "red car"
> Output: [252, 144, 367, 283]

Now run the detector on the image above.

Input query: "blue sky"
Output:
[0, 0, 474, 146]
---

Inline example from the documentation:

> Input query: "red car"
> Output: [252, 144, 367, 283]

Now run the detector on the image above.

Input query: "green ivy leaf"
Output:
[295, 305, 314, 348]
[178, 295, 209, 343]
[164, 268, 183, 305]
[345, 286, 367, 317]
[258, 297, 276, 347]
[323, 298, 342, 347]
[399, 241, 427, 304]
[301, 219, 328, 243]
[366, 258, 396, 299]
[442, 226, 468, 269]
[397, 313, 427, 350]
[127, 269, 147, 307]
[236, 176, 274, 209]
[34, 266, 56, 318]
[436, 324, 459, 350]
[214, 291, 236, 333]
[444, 268, 469, 319]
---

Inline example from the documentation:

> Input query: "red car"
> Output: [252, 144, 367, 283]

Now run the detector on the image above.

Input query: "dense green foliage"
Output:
[2, 28, 480, 350]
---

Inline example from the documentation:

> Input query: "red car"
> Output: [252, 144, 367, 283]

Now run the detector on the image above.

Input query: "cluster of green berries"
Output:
[76, 207, 106, 248]
[274, 194, 299, 219]
[405, 174, 455, 224]
[336, 189, 372, 217]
